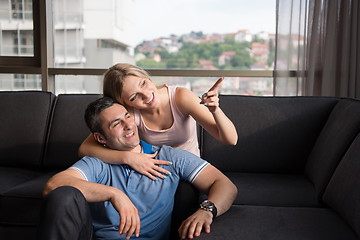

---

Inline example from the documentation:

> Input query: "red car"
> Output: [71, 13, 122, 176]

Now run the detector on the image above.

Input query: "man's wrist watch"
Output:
[200, 200, 217, 219]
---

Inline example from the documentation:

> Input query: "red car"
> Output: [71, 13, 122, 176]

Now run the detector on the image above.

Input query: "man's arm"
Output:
[178, 164, 237, 239]
[43, 169, 140, 239]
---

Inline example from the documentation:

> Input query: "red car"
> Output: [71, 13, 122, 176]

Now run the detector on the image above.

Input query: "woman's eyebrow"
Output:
[137, 78, 143, 86]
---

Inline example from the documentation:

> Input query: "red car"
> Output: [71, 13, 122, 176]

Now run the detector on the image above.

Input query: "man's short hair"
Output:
[84, 97, 119, 136]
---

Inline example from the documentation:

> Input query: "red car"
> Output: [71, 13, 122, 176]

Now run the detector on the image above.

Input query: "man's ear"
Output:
[93, 132, 106, 145]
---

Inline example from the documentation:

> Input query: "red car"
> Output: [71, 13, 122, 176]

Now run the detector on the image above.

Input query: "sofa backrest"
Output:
[305, 98, 360, 200]
[201, 95, 338, 173]
[43, 94, 101, 170]
[322, 131, 360, 238]
[0, 91, 55, 169]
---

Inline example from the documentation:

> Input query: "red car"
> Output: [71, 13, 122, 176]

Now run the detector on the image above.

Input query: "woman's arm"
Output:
[78, 134, 171, 180]
[175, 78, 238, 145]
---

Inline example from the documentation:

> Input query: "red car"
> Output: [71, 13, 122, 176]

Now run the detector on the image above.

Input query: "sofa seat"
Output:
[225, 172, 320, 207]
[0, 171, 58, 226]
[0, 167, 42, 194]
[195, 205, 358, 240]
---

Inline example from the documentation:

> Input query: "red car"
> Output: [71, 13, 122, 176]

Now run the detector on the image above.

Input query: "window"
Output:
[135, 0, 276, 71]
[1, 0, 34, 56]
[0, 0, 277, 95]
[12, 31, 33, 55]
[0, 73, 41, 90]
[49, 0, 275, 95]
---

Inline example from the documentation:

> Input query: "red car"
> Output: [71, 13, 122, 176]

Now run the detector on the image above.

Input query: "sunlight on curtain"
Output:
[274, 0, 307, 96]
[276, 0, 360, 98]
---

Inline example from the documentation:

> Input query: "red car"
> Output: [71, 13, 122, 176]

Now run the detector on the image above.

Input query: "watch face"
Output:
[200, 200, 217, 218]
[203, 200, 212, 207]
[202, 200, 214, 209]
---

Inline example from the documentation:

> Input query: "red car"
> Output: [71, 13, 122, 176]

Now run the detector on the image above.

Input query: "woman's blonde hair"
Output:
[103, 63, 151, 103]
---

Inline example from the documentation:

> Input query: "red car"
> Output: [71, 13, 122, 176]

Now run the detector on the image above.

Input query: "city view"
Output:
[0, 0, 276, 96]
[135, 29, 275, 96]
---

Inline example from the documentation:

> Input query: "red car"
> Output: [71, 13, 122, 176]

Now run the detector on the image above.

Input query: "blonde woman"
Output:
[79, 63, 237, 180]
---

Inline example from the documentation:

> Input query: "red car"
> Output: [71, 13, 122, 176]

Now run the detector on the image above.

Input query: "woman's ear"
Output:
[93, 132, 106, 145]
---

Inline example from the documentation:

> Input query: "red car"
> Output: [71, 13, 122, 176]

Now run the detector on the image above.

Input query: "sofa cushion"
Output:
[43, 94, 101, 170]
[170, 181, 199, 240]
[0, 91, 55, 168]
[225, 172, 320, 207]
[305, 98, 360, 200]
[322, 131, 360, 238]
[202, 95, 338, 173]
[0, 172, 58, 226]
[195, 205, 358, 240]
[0, 167, 41, 194]
[0, 225, 38, 240]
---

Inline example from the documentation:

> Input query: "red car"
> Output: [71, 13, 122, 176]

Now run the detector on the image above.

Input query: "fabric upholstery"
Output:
[0, 167, 41, 194]
[305, 98, 360, 200]
[225, 172, 320, 207]
[170, 181, 199, 240]
[0, 225, 38, 240]
[0, 172, 58, 225]
[195, 205, 358, 240]
[0, 91, 55, 168]
[202, 95, 338, 173]
[43, 94, 101, 170]
[323, 132, 360, 238]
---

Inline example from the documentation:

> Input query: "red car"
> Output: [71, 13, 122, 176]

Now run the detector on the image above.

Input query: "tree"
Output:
[136, 31, 258, 70]
[137, 59, 166, 69]
[230, 51, 255, 69]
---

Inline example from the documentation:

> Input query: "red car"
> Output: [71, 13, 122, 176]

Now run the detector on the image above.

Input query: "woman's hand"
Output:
[200, 77, 223, 113]
[126, 152, 172, 180]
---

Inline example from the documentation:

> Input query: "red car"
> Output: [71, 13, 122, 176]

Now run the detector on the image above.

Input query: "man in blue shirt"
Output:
[41, 97, 237, 240]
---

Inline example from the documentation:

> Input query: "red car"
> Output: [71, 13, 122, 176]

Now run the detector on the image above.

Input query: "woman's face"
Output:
[120, 75, 160, 109]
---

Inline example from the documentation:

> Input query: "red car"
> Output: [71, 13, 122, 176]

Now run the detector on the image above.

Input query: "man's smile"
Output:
[124, 131, 135, 138]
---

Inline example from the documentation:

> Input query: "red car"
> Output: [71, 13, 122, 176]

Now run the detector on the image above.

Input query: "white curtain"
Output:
[275, 0, 360, 98]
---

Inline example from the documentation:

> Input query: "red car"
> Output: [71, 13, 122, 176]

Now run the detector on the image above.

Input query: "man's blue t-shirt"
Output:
[70, 141, 208, 240]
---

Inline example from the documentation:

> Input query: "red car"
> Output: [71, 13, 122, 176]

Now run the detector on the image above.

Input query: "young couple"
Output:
[41, 63, 238, 239]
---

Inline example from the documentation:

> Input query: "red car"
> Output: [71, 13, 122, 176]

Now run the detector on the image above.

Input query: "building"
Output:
[0, 0, 136, 92]
[218, 51, 236, 66]
[250, 42, 269, 64]
[234, 29, 252, 42]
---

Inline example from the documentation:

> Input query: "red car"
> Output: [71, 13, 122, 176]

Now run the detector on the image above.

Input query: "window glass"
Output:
[151, 76, 273, 97]
[0, 0, 34, 56]
[0, 74, 41, 90]
[55, 75, 102, 95]
[135, 0, 276, 71]
[51, 0, 275, 70]
[51, 0, 275, 95]
[54, 74, 273, 96]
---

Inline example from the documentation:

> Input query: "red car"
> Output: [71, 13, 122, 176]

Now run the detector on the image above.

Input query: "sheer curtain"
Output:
[275, 0, 360, 98]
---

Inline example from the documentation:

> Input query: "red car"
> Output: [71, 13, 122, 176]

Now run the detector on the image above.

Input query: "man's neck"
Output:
[129, 144, 142, 154]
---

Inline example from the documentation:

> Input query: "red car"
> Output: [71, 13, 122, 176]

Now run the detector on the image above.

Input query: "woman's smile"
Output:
[145, 93, 155, 105]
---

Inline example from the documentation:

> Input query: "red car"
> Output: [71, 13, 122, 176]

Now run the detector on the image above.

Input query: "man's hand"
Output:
[110, 189, 141, 239]
[178, 209, 213, 239]
[127, 152, 171, 180]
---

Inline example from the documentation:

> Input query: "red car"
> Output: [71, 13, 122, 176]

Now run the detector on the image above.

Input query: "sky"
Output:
[135, 0, 276, 44]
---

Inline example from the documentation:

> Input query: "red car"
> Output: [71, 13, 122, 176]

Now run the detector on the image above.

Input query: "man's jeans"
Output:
[38, 186, 94, 240]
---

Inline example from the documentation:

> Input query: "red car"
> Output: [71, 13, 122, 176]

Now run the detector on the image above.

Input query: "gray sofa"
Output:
[0, 91, 359, 240]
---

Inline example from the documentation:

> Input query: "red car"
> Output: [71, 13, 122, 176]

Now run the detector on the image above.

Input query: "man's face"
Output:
[96, 103, 140, 152]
